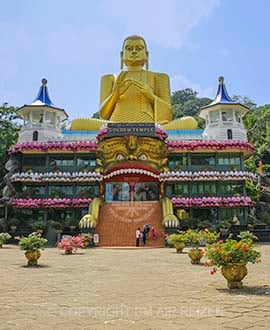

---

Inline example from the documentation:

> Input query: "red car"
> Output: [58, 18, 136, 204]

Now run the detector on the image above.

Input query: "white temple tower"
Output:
[199, 76, 249, 141]
[16, 78, 68, 142]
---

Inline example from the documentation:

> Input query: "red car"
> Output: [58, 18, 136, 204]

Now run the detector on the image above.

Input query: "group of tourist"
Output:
[135, 224, 156, 247]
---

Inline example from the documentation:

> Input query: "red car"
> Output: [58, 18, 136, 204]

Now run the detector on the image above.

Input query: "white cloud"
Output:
[101, 0, 221, 48]
[170, 74, 214, 98]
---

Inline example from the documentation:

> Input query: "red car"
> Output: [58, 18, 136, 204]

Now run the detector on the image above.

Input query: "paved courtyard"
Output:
[0, 244, 270, 330]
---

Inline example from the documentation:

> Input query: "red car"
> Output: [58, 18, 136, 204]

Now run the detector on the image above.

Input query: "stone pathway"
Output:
[0, 244, 269, 330]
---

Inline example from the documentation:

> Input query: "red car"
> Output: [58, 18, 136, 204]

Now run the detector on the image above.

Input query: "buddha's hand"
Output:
[126, 79, 155, 102]
[113, 71, 127, 95]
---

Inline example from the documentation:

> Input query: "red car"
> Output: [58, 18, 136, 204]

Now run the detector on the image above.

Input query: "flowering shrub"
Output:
[206, 234, 261, 269]
[57, 235, 85, 254]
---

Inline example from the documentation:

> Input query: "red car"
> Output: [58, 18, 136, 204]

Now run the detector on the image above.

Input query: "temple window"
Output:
[166, 183, 188, 197]
[235, 110, 241, 123]
[76, 185, 99, 198]
[49, 155, 74, 171]
[48, 185, 73, 198]
[191, 182, 216, 196]
[105, 183, 130, 202]
[33, 131, 39, 141]
[22, 155, 46, 171]
[209, 110, 219, 123]
[168, 154, 188, 170]
[19, 185, 46, 198]
[219, 207, 244, 221]
[32, 112, 43, 124]
[134, 182, 159, 201]
[217, 155, 240, 166]
[190, 154, 215, 167]
[218, 182, 244, 196]
[76, 156, 96, 171]
[227, 129, 233, 139]
[44, 111, 55, 126]
[222, 111, 233, 122]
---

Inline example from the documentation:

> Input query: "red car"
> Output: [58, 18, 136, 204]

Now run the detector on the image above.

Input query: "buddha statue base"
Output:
[70, 116, 198, 131]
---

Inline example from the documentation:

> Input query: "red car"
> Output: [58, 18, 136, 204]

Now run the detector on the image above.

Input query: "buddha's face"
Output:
[122, 38, 148, 67]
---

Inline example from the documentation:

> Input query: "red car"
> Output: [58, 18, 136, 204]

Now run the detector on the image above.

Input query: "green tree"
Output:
[171, 88, 212, 128]
[0, 104, 20, 183]
[171, 88, 198, 105]
[232, 95, 257, 111]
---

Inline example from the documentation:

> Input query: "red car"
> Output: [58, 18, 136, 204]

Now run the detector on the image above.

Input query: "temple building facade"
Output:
[2, 36, 256, 246]
[4, 77, 255, 246]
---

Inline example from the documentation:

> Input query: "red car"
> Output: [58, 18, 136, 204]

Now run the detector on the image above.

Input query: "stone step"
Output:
[95, 201, 164, 247]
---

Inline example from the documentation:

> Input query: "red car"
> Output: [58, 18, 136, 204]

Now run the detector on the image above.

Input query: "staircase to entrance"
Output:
[95, 201, 164, 247]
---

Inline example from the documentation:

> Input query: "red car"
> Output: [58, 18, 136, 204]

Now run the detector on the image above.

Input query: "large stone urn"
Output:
[25, 250, 41, 266]
[221, 263, 248, 289]
[174, 242, 185, 253]
[188, 248, 204, 264]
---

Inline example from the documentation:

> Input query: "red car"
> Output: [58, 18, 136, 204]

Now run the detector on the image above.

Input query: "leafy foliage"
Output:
[0, 232, 11, 245]
[184, 229, 219, 246]
[167, 232, 186, 246]
[245, 180, 260, 201]
[171, 88, 212, 128]
[0, 104, 20, 183]
[19, 232, 47, 251]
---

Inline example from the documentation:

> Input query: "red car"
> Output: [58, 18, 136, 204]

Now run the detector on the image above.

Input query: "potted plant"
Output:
[57, 235, 84, 254]
[18, 232, 47, 266]
[167, 232, 187, 253]
[185, 229, 207, 264]
[31, 220, 47, 234]
[206, 231, 261, 289]
[0, 232, 11, 248]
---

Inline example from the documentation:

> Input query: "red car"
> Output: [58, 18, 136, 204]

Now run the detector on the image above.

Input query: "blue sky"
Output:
[0, 0, 270, 119]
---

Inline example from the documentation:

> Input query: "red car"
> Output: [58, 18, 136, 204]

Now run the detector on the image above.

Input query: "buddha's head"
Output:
[121, 35, 149, 69]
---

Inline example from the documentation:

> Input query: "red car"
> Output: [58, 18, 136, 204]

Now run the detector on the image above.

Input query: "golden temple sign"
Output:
[106, 123, 155, 137]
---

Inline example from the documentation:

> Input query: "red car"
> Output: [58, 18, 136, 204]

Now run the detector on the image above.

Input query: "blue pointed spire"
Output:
[208, 76, 236, 106]
[32, 78, 54, 106]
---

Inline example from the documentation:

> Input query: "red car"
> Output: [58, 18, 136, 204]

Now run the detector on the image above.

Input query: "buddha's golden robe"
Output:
[70, 70, 198, 131]
[100, 70, 172, 124]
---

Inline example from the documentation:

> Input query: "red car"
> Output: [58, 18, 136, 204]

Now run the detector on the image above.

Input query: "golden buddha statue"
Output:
[71, 35, 197, 130]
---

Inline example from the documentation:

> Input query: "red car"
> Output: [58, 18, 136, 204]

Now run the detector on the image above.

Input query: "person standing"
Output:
[144, 223, 150, 239]
[136, 227, 141, 247]
[150, 226, 156, 240]
[142, 229, 147, 246]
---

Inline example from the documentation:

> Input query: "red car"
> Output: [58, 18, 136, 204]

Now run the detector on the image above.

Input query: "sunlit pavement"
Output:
[0, 244, 270, 330]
